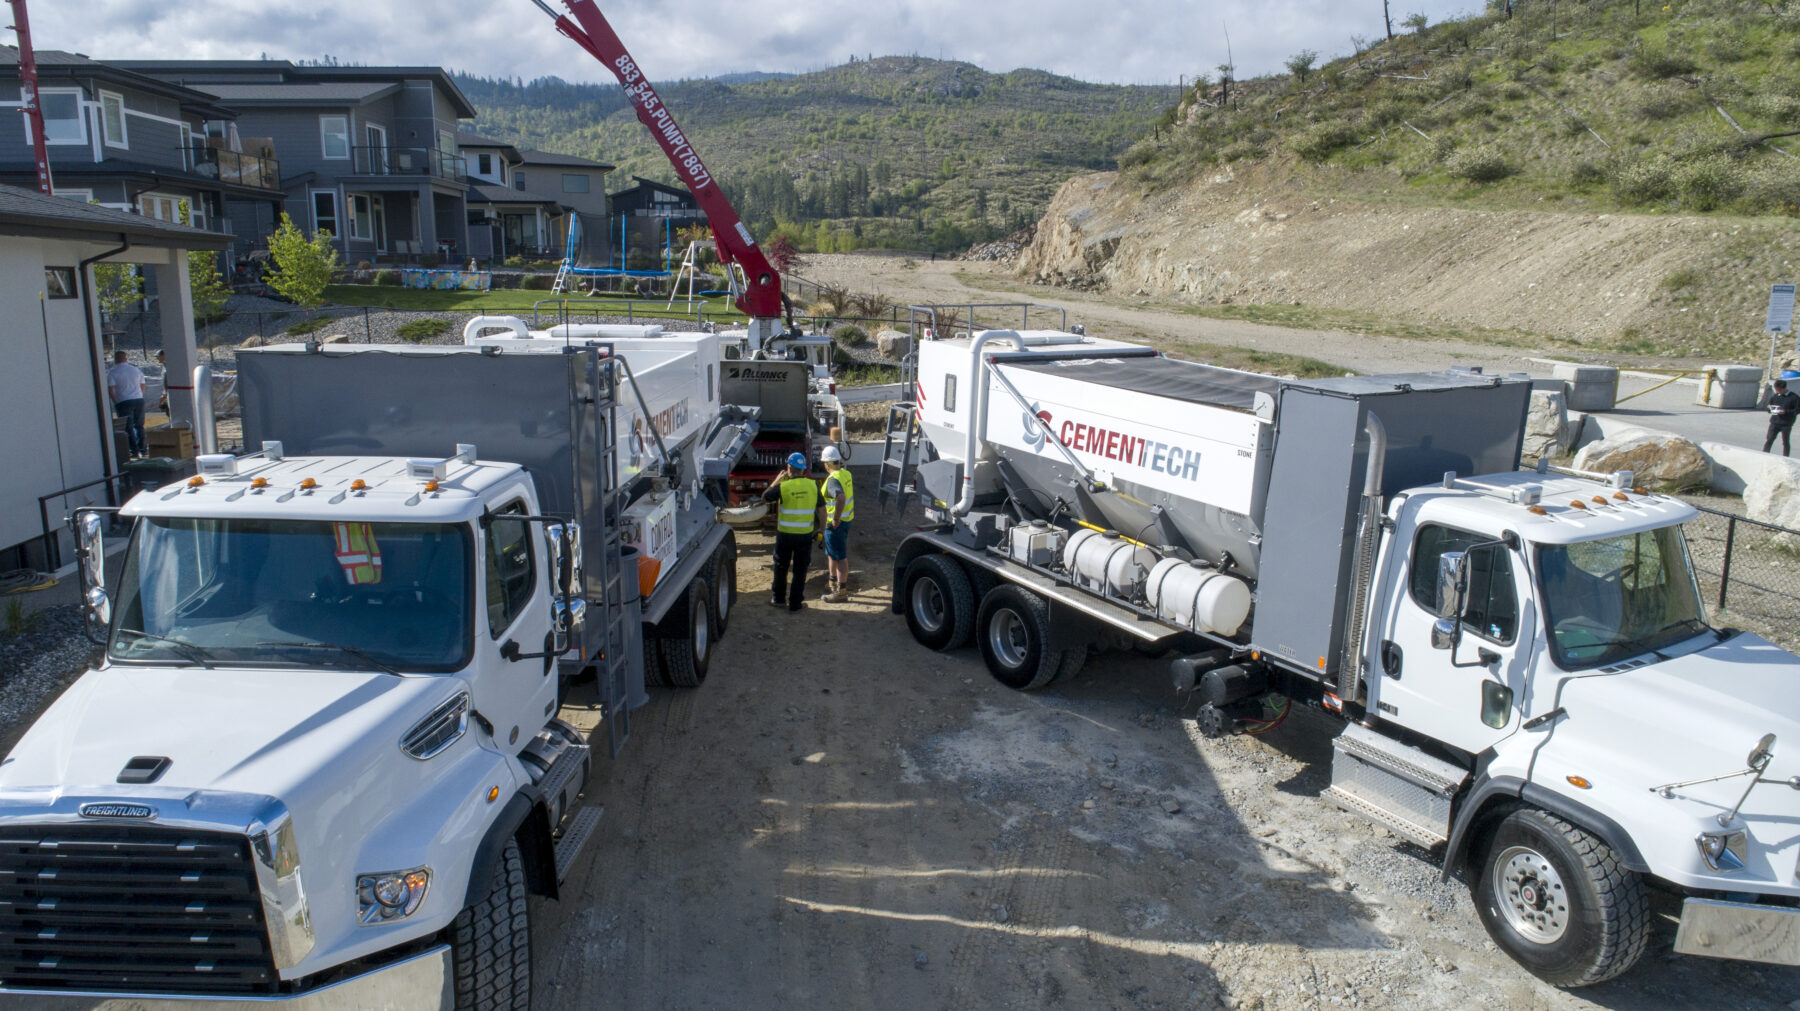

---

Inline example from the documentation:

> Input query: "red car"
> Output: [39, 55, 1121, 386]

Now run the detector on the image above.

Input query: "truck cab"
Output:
[0, 446, 598, 1006]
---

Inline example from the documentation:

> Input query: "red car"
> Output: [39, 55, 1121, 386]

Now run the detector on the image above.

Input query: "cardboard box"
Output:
[147, 423, 195, 459]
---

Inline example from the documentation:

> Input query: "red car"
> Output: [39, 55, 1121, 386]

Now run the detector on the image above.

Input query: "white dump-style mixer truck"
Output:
[882, 327, 1800, 986]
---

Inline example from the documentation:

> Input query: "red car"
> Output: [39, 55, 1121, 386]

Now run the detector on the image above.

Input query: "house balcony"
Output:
[350, 146, 467, 182]
[187, 147, 282, 191]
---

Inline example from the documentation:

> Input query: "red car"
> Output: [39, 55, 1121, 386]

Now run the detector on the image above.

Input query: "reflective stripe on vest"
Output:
[333, 522, 384, 585]
[825, 467, 854, 523]
[777, 478, 819, 535]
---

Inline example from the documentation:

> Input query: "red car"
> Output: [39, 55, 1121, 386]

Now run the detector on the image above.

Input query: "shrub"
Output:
[1366, 99, 1408, 127]
[521, 273, 555, 290]
[1629, 46, 1698, 79]
[831, 324, 868, 348]
[1570, 160, 1608, 186]
[1288, 122, 1357, 161]
[374, 269, 401, 286]
[1660, 268, 1701, 291]
[503, 255, 525, 268]
[1749, 93, 1800, 126]
[1446, 145, 1514, 183]
[1675, 153, 1744, 211]
[1220, 140, 1266, 162]
[1633, 85, 1695, 122]
[1745, 159, 1800, 215]
[1613, 154, 1675, 204]
[848, 290, 893, 318]
[395, 318, 448, 343]
[285, 316, 332, 336]
[1118, 138, 1158, 170]
[529, 259, 558, 272]
[356, 259, 374, 270]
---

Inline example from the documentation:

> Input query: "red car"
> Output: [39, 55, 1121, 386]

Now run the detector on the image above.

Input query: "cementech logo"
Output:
[1022, 404, 1052, 451]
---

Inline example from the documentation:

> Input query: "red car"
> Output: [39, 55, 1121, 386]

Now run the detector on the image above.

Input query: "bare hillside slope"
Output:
[1019, 161, 1800, 358]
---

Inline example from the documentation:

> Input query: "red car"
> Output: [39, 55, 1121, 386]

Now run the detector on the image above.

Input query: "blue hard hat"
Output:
[1782, 369, 1800, 381]
[787, 452, 808, 470]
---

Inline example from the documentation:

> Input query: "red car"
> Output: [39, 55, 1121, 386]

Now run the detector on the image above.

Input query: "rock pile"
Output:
[962, 224, 1037, 263]
[1573, 431, 1711, 490]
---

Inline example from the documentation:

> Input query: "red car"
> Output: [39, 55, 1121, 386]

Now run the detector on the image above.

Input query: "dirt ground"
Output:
[539, 487, 1799, 1011]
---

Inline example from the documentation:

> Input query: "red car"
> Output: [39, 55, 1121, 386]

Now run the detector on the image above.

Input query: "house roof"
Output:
[189, 81, 401, 107]
[110, 60, 478, 119]
[468, 182, 564, 210]
[0, 183, 232, 249]
[611, 175, 696, 201]
[0, 48, 235, 118]
[458, 131, 522, 161]
[519, 148, 614, 170]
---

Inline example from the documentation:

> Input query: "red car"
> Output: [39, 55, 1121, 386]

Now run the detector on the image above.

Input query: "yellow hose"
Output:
[1073, 520, 1154, 550]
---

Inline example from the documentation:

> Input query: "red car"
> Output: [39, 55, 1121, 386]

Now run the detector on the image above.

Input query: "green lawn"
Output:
[323, 284, 746, 320]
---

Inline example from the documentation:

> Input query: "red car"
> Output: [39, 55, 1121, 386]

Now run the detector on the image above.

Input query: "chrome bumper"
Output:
[0, 944, 451, 1010]
[1674, 898, 1800, 966]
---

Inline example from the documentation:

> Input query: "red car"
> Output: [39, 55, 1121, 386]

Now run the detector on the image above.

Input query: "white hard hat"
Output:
[821, 445, 843, 462]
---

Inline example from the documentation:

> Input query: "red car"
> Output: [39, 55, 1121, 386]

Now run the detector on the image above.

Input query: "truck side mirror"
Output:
[1430, 551, 1467, 650]
[71, 510, 111, 640]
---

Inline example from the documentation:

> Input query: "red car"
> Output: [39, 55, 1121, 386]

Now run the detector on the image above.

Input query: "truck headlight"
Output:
[1696, 828, 1748, 873]
[357, 867, 431, 924]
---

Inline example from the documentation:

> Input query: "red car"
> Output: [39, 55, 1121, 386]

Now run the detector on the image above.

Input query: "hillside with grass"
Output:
[454, 59, 1175, 253]
[1021, 0, 1800, 360]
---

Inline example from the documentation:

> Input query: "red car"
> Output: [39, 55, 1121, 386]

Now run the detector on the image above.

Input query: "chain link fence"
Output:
[1684, 504, 1800, 653]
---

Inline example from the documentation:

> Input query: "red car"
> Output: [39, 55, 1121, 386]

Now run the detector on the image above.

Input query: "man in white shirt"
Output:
[107, 351, 147, 458]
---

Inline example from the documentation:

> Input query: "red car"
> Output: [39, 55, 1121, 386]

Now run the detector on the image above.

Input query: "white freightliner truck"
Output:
[884, 328, 1800, 986]
[0, 334, 754, 1007]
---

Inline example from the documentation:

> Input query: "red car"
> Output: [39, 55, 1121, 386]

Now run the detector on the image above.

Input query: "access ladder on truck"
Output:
[589, 354, 634, 757]
[877, 401, 923, 516]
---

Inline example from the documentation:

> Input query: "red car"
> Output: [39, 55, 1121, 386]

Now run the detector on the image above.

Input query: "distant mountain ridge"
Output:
[452, 57, 1175, 251]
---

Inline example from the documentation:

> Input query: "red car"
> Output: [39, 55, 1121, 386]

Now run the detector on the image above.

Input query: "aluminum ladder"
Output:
[877, 401, 922, 517]
[550, 259, 573, 295]
[589, 356, 634, 757]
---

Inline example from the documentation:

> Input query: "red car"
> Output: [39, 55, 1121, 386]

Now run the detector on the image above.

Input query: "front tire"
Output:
[975, 584, 1068, 691]
[704, 538, 737, 640]
[1473, 807, 1649, 987]
[452, 836, 531, 1010]
[657, 576, 714, 687]
[903, 555, 974, 651]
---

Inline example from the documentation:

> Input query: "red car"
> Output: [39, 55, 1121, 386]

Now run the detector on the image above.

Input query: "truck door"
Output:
[1373, 520, 1533, 755]
[474, 495, 560, 754]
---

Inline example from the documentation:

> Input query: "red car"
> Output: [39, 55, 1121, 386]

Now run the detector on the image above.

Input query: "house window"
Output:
[477, 153, 493, 176]
[348, 194, 372, 240]
[179, 123, 193, 169]
[320, 115, 350, 160]
[562, 173, 589, 194]
[100, 91, 128, 148]
[40, 89, 84, 145]
[138, 193, 181, 222]
[514, 172, 526, 192]
[45, 267, 78, 299]
[311, 190, 339, 237]
[485, 501, 536, 638]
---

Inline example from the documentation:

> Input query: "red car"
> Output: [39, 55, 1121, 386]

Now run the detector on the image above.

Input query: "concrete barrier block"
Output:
[1695, 365, 1764, 409]
[1553, 364, 1619, 412]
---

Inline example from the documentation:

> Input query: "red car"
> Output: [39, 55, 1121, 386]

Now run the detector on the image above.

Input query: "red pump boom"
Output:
[530, 0, 791, 348]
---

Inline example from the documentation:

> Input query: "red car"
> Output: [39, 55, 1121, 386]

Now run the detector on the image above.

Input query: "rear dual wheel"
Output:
[975, 584, 1078, 691]
[655, 575, 713, 687]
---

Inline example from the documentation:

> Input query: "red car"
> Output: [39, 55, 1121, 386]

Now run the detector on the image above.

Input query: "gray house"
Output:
[0, 48, 283, 264]
[117, 60, 477, 263]
[460, 131, 614, 263]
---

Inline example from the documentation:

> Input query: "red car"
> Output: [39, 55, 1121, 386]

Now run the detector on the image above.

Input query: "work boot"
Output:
[822, 588, 846, 604]
[769, 594, 784, 607]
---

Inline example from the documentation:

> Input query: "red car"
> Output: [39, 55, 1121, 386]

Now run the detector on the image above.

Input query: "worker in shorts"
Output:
[761, 452, 821, 611]
[819, 445, 854, 602]
[1765, 378, 1799, 456]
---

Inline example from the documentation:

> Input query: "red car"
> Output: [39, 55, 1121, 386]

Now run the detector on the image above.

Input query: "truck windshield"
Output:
[109, 517, 472, 672]
[1537, 526, 1709, 670]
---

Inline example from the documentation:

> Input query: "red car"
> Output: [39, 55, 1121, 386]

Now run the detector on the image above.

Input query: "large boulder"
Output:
[1744, 463, 1800, 549]
[875, 329, 912, 360]
[1522, 389, 1576, 460]
[1572, 431, 1711, 490]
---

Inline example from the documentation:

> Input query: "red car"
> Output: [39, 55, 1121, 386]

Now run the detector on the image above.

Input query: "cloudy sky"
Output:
[34, 1, 1482, 86]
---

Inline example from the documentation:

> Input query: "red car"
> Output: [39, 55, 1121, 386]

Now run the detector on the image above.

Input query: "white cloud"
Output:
[32, 0, 1483, 86]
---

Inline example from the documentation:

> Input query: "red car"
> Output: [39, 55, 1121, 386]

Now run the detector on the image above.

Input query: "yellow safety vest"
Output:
[332, 522, 384, 585]
[777, 477, 819, 535]
[824, 467, 854, 523]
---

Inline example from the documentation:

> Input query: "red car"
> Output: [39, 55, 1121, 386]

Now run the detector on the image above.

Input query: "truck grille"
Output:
[0, 823, 278, 995]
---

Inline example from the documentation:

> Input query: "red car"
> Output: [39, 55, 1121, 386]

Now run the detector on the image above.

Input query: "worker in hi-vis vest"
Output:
[819, 445, 854, 603]
[761, 452, 822, 611]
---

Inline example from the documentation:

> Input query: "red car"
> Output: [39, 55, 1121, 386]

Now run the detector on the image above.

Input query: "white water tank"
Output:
[1062, 528, 1155, 599]
[1008, 519, 1067, 567]
[1146, 558, 1252, 635]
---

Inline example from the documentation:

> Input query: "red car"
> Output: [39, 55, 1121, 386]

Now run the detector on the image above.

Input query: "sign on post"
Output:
[1768, 283, 1796, 334]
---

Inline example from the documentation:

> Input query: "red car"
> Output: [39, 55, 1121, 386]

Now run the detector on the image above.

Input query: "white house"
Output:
[0, 183, 229, 569]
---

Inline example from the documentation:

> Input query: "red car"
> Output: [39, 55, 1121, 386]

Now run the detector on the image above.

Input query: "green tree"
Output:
[1285, 49, 1319, 83]
[92, 263, 144, 324]
[1404, 12, 1429, 34]
[178, 202, 231, 322]
[266, 212, 339, 310]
